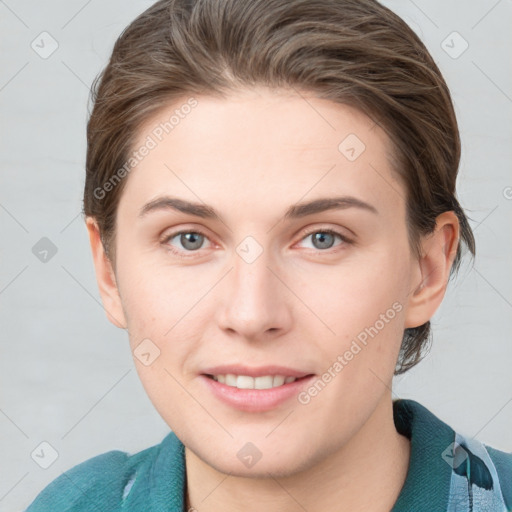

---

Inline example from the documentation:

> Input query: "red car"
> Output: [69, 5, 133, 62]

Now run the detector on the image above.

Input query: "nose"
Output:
[215, 242, 292, 341]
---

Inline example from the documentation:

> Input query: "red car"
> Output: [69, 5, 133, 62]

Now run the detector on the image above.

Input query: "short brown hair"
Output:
[83, 0, 476, 374]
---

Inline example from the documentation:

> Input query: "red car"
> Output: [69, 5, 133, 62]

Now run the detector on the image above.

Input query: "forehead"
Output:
[119, 87, 404, 223]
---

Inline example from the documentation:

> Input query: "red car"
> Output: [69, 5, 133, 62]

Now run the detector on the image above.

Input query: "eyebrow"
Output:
[138, 195, 379, 222]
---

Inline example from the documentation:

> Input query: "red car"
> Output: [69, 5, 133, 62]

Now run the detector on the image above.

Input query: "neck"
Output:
[185, 394, 410, 512]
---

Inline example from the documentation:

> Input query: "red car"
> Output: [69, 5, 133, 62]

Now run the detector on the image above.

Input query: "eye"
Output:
[296, 228, 352, 252]
[161, 226, 353, 259]
[161, 229, 212, 258]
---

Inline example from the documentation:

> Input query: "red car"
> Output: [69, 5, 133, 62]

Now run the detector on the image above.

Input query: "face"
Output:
[98, 87, 426, 477]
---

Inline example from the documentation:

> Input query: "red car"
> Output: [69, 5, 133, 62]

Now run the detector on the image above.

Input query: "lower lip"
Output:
[200, 374, 315, 412]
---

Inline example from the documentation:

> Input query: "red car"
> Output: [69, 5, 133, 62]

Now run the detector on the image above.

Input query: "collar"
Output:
[146, 398, 454, 511]
[391, 398, 454, 511]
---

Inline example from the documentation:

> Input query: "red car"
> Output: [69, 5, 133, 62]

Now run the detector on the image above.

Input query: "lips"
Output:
[199, 365, 315, 412]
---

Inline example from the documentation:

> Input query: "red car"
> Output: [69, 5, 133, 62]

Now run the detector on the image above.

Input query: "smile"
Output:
[207, 374, 297, 389]
[201, 371, 315, 412]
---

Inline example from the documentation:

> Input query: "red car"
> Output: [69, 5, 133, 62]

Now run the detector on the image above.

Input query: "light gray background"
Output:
[1, 1, 511, 510]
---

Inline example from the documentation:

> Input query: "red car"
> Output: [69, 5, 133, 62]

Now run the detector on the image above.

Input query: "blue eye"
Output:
[162, 230, 210, 257]
[298, 229, 351, 251]
[161, 227, 352, 259]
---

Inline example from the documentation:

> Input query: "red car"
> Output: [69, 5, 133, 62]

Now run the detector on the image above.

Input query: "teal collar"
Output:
[142, 399, 454, 511]
[391, 398, 454, 511]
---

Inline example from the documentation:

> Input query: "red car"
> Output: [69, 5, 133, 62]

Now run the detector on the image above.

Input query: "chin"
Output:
[194, 440, 319, 480]
[208, 456, 308, 479]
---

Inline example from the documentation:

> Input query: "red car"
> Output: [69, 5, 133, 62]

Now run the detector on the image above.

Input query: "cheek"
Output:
[117, 262, 212, 378]
[117, 257, 203, 334]
[308, 251, 407, 332]
[303, 249, 408, 397]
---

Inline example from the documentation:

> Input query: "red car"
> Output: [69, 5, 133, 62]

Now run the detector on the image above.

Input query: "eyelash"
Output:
[161, 227, 353, 259]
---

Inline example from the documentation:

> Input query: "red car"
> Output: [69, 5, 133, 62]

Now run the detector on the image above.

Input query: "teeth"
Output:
[225, 374, 237, 386]
[237, 375, 255, 389]
[272, 375, 285, 387]
[211, 374, 298, 389]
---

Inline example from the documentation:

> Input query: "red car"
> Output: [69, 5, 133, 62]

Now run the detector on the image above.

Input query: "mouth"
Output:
[199, 366, 316, 412]
[203, 373, 309, 389]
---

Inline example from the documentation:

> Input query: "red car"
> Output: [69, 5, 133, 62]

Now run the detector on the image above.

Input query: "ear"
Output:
[85, 216, 127, 329]
[404, 211, 460, 329]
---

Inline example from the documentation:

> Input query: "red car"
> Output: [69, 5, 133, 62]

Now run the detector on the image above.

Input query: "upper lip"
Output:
[201, 365, 313, 379]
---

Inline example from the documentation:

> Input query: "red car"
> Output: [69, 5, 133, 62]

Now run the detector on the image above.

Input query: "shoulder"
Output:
[24, 437, 168, 512]
[441, 419, 512, 511]
[483, 442, 512, 509]
[391, 399, 512, 511]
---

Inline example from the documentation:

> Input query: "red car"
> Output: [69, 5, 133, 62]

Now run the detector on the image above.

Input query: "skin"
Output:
[86, 86, 459, 512]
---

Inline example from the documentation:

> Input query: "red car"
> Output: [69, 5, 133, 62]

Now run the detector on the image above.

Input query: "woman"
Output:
[26, 0, 511, 510]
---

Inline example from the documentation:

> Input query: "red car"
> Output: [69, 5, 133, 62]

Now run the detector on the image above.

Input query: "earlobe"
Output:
[85, 217, 127, 330]
[404, 211, 460, 329]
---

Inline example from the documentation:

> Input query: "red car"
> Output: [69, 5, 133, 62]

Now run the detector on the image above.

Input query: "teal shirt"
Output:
[25, 399, 512, 511]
